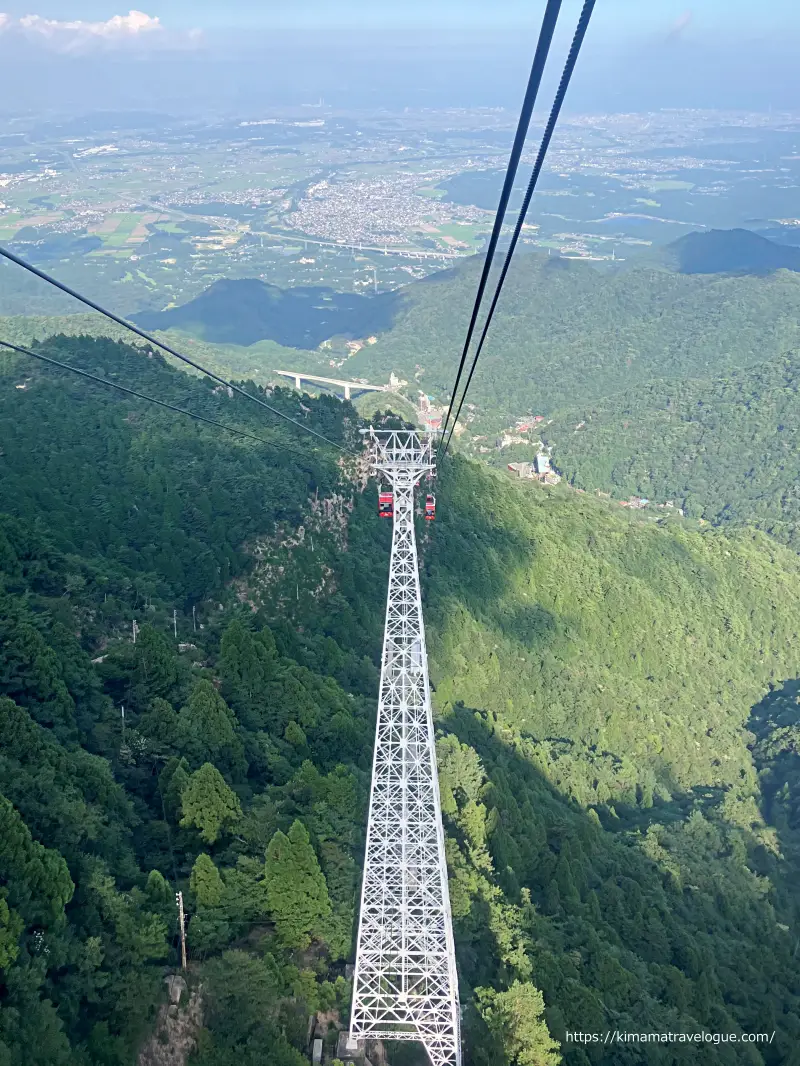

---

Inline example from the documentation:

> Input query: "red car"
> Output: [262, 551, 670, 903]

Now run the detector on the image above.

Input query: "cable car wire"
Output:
[0, 338, 297, 451]
[0, 245, 351, 454]
[437, 0, 563, 451]
[441, 0, 597, 458]
[443, 0, 596, 456]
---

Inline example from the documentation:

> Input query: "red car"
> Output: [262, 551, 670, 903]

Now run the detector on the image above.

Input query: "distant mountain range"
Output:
[133, 277, 401, 349]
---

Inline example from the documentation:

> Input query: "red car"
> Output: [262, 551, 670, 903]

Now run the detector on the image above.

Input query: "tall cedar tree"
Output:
[264, 819, 332, 948]
[180, 763, 243, 844]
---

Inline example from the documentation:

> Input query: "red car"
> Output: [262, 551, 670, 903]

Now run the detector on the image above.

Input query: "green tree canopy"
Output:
[0, 892, 23, 969]
[218, 620, 278, 730]
[476, 982, 561, 1066]
[191, 853, 225, 907]
[0, 794, 74, 928]
[178, 679, 247, 777]
[180, 763, 243, 844]
[264, 820, 331, 948]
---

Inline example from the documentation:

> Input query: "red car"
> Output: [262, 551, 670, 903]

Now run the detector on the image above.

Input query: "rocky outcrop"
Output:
[138, 975, 203, 1066]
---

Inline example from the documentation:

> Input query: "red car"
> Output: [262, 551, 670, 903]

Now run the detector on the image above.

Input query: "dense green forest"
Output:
[2, 334, 800, 1065]
[344, 251, 800, 431]
[544, 349, 800, 550]
[0, 314, 303, 394]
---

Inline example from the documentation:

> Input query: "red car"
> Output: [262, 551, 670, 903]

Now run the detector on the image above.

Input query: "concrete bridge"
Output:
[276, 370, 391, 401]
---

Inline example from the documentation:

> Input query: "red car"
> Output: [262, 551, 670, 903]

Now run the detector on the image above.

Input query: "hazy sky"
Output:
[0, 0, 798, 31]
[0, 2, 798, 114]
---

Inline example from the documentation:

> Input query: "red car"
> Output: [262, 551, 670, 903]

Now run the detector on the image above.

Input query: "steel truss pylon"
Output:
[349, 429, 461, 1066]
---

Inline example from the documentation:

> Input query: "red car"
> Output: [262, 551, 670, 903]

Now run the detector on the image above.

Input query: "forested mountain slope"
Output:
[8, 237, 800, 440]
[2, 336, 800, 1064]
[344, 252, 800, 430]
[544, 350, 800, 551]
[0, 313, 303, 393]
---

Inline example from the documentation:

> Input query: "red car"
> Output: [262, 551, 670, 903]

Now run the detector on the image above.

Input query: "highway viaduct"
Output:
[275, 369, 391, 401]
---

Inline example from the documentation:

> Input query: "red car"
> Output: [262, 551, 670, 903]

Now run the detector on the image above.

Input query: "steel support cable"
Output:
[0, 245, 350, 453]
[0, 339, 294, 450]
[437, 0, 563, 451]
[441, 0, 597, 457]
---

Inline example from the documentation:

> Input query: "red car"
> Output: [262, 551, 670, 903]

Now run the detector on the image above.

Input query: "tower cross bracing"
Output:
[349, 429, 461, 1066]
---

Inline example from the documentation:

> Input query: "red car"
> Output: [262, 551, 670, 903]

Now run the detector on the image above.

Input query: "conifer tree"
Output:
[475, 981, 561, 1066]
[190, 852, 224, 907]
[178, 679, 246, 777]
[134, 625, 181, 700]
[180, 763, 242, 843]
[159, 756, 191, 821]
[139, 697, 179, 749]
[264, 819, 331, 948]
[218, 620, 277, 730]
[284, 720, 307, 748]
[145, 869, 171, 906]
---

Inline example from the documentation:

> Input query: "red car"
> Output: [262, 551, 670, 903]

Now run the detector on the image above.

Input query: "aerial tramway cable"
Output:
[441, 0, 597, 457]
[437, 0, 564, 450]
[0, 338, 296, 451]
[0, 245, 351, 454]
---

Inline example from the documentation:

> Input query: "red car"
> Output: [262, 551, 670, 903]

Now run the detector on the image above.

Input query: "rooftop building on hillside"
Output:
[508, 462, 534, 478]
[508, 461, 561, 486]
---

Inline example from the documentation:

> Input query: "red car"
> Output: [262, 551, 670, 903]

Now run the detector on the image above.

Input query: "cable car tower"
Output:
[349, 428, 461, 1066]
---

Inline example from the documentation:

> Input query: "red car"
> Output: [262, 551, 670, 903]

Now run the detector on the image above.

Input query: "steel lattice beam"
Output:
[349, 429, 461, 1066]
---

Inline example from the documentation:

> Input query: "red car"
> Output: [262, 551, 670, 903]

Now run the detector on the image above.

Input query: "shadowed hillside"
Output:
[133, 277, 403, 349]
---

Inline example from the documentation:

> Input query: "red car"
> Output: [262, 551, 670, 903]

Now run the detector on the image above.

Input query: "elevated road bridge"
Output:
[276, 370, 391, 401]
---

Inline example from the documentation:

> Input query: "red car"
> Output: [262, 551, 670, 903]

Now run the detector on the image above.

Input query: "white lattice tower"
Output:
[349, 428, 461, 1066]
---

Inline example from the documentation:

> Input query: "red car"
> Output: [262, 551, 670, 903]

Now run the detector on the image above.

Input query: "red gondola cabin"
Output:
[424, 494, 436, 521]
[378, 489, 394, 518]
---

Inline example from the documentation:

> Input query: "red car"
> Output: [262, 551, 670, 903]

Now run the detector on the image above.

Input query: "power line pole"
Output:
[176, 891, 187, 970]
[132, 619, 138, 644]
[192, 605, 196, 633]
[173, 609, 178, 639]
[349, 428, 460, 1066]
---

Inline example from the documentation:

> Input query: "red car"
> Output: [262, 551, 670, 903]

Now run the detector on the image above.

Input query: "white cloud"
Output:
[18, 9, 162, 38]
[0, 9, 201, 50]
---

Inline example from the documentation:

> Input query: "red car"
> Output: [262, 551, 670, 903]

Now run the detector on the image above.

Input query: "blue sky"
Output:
[1, 0, 798, 32]
[0, 1, 798, 113]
